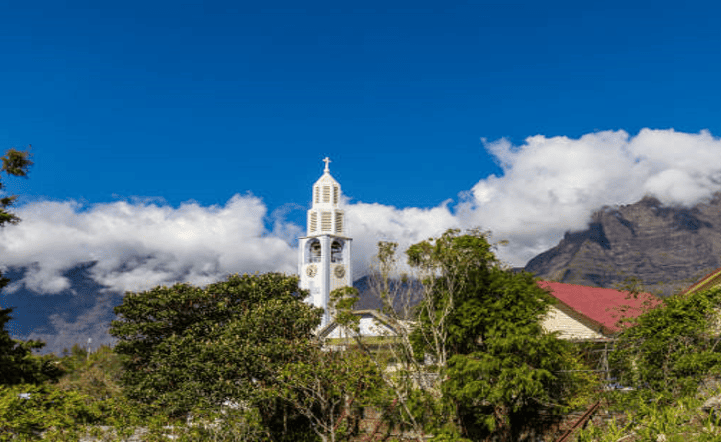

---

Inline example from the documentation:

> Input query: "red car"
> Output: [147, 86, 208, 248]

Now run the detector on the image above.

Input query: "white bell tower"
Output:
[299, 157, 352, 328]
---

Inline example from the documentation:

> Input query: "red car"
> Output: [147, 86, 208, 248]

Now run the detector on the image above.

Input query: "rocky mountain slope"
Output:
[524, 193, 721, 296]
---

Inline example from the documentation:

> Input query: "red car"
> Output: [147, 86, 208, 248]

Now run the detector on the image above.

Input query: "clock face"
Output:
[306, 265, 318, 278]
[334, 265, 345, 279]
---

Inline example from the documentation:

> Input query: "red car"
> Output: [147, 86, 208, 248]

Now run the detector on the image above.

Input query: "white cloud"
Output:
[0, 194, 297, 294]
[344, 201, 459, 277]
[2, 128, 721, 297]
[458, 128, 721, 265]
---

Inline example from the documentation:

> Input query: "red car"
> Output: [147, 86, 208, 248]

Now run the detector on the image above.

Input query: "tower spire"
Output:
[299, 158, 352, 329]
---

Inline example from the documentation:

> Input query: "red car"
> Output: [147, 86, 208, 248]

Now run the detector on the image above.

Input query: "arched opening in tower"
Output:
[307, 239, 321, 263]
[331, 240, 344, 263]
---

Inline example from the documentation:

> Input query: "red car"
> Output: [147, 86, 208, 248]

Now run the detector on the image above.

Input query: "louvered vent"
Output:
[314, 186, 319, 203]
[310, 212, 317, 232]
[335, 212, 343, 233]
[323, 186, 330, 203]
[321, 211, 332, 231]
[333, 186, 339, 204]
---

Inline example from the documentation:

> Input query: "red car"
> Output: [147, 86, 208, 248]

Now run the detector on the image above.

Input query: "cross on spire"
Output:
[323, 157, 331, 173]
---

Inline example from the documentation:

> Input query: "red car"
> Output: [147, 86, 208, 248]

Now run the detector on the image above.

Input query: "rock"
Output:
[525, 193, 721, 296]
[702, 395, 721, 417]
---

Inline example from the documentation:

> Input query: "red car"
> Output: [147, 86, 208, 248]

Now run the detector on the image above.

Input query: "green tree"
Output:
[331, 253, 442, 441]
[0, 309, 62, 385]
[56, 344, 124, 401]
[0, 147, 32, 292]
[406, 229, 580, 441]
[0, 147, 33, 231]
[0, 147, 60, 386]
[0, 383, 103, 440]
[276, 347, 390, 442]
[611, 285, 721, 396]
[110, 272, 321, 438]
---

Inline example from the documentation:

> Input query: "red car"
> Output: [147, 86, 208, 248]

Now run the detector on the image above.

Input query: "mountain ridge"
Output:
[524, 193, 721, 296]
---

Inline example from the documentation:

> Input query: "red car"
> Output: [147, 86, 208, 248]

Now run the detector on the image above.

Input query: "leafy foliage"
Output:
[110, 272, 321, 437]
[0, 309, 63, 386]
[277, 347, 390, 442]
[56, 344, 124, 400]
[576, 391, 721, 442]
[611, 286, 721, 395]
[0, 384, 102, 440]
[408, 229, 581, 440]
[329, 281, 440, 441]
[0, 147, 32, 229]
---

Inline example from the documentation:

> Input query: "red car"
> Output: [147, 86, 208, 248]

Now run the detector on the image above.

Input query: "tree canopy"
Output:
[110, 272, 322, 437]
[611, 285, 721, 396]
[406, 229, 580, 440]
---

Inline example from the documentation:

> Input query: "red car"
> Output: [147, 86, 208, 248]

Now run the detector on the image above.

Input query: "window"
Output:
[314, 186, 319, 203]
[323, 186, 330, 203]
[333, 186, 339, 204]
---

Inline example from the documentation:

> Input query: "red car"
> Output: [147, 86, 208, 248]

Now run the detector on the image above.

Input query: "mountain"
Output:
[1, 270, 420, 355]
[524, 193, 721, 296]
[353, 274, 423, 318]
[1, 263, 122, 355]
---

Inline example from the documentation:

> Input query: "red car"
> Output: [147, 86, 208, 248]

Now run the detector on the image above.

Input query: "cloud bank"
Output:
[458, 128, 721, 262]
[2, 128, 721, 298]
[1, 195, 299, 295]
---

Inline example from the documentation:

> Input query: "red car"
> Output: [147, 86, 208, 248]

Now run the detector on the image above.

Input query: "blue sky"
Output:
[2, 0, 721, 297]
[3, 0, 719, 210]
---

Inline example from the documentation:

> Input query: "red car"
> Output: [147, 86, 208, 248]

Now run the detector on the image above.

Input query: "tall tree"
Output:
[276, 346, 390, 442]
[0, 147, 33, 286]
[407, 229, 579, 441]
[110, 272, 321, 438]
[0, 147, 58, 385]
[332, 230, 582, 441]
[331, 245, 443, 441]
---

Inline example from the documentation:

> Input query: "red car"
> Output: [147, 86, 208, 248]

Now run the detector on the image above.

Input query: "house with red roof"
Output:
[318, 282, 662, 349]
[537, 281, 661, 341]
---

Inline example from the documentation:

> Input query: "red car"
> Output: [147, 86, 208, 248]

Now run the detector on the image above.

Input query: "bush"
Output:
[611, 286, 721, 395]
[0, 384, 101, 440]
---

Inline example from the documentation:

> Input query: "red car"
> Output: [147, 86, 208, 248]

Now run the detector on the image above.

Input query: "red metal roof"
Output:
[537, 281, 661, 334]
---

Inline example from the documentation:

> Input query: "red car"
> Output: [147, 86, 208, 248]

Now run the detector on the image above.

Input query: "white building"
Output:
[298, 158, 352, 328]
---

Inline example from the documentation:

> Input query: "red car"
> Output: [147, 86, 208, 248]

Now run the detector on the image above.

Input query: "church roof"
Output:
[681, 266, 721, 296]
[313, 157, 340, 188]
[317, 309, 407, 341]
[537, 281, 661, 335]
[313, 170, 340, 189]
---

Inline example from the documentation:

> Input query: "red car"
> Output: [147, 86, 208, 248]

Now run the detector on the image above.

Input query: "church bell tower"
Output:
[299, 158, 352, 328]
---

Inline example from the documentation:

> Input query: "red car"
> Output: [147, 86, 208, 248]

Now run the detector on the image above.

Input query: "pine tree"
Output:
[0, 147, 60, 385]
